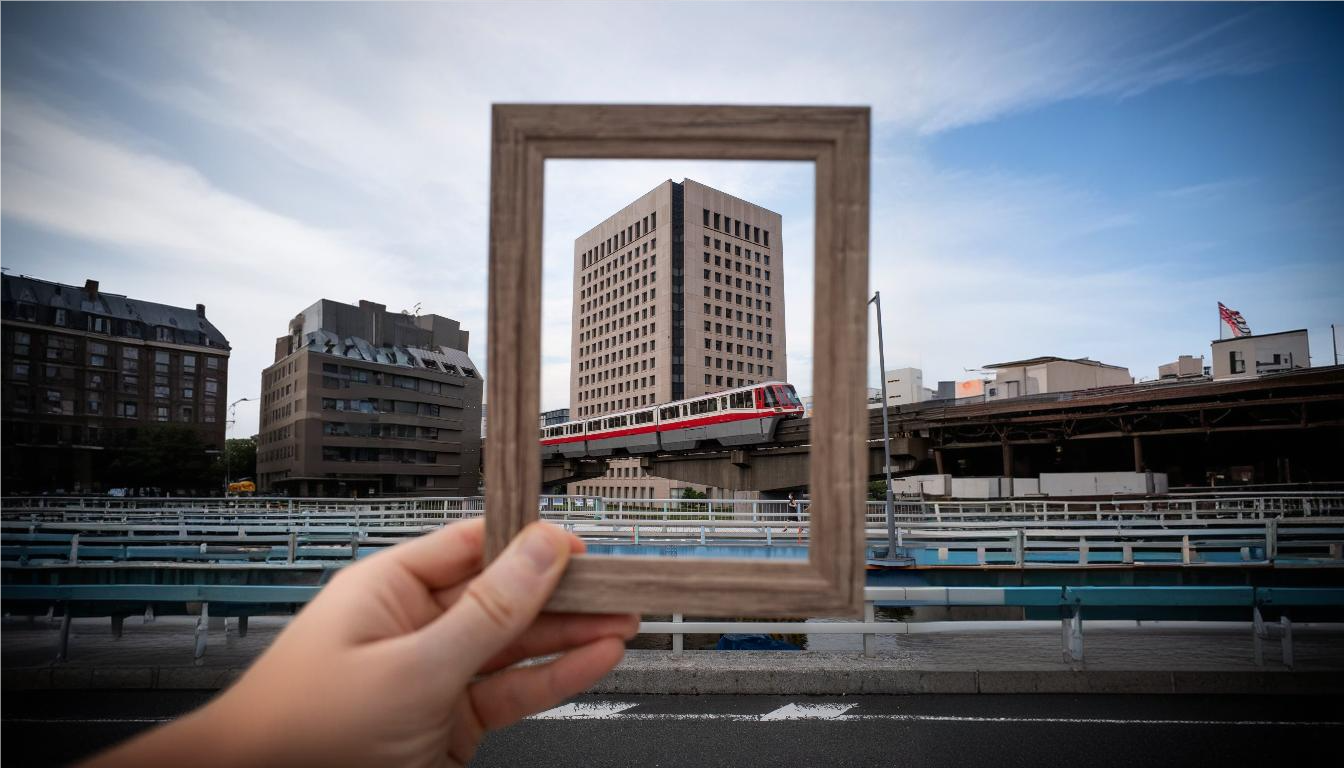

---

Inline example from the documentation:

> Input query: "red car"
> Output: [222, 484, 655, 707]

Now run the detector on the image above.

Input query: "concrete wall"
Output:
[1010, 477, 1040, 496]
[1038, 471, 1167, 497]
[893, 474, 950, 496]
[949, 477, 1011, 499]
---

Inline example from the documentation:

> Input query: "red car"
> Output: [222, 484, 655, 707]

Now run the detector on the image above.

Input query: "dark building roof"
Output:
[983, 356, 1127, 370]
[2, 274, 230, 350]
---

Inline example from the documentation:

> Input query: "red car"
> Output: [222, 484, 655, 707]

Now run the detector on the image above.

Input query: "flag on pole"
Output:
[1218, 302, 1251, 337]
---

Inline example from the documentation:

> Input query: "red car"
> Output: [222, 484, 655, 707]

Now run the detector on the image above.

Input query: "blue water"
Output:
[584, 543, 808, 559]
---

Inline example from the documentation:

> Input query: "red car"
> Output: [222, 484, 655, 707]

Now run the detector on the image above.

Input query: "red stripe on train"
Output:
[540, 409, 800, 446]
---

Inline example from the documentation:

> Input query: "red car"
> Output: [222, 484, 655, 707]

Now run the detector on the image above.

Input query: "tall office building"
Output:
[1, 275, 230, 493]
[257, 299, 482, 496]
[567, 179, 786, 498]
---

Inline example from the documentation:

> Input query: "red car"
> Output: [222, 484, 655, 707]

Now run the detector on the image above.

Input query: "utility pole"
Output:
[869, 292, 897, 561]
[224, 396, 255, 495]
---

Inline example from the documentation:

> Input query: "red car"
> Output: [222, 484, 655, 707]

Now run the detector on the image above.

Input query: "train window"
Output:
[633, 410, 654, 425]
[568, 424, 584, 435]
[730, 391, 752, 409]
[762, 387, 779, 407]
[660, 405, 679, 420]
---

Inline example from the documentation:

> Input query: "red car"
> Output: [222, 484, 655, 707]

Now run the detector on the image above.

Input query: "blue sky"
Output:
[3, 2, 1341, 436]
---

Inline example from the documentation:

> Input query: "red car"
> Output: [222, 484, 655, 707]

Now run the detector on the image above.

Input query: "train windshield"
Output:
[761, 387, 779, 407]
[780, 385, 802, 406]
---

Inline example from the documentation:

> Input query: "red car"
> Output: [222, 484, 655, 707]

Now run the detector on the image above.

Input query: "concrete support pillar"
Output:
[934, 448, 945, 476]
[1000, 440, 1014, 478]
[1132, 435, 1144, 473]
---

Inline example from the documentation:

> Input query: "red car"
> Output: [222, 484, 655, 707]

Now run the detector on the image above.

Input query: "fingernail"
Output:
[518, 526, 559, 573]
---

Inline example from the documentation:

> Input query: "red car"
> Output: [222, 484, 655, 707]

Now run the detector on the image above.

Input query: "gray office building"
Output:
[257, 299, 482, 496]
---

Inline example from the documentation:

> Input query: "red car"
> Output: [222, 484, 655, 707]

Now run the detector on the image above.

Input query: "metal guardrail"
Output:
[5, 584, 1340, 667]
[5, 514, 1343, 568]
[6, 493, 1344, 519]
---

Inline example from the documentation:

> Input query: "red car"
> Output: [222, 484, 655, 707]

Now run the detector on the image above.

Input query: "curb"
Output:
[6, 653, 1342, 695]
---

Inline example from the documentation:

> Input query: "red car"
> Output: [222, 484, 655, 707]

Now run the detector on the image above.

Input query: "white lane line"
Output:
[519, 707, 1341, 727]
[760, 703, 857, 721]
[7, 713, 1338, 728]
[531, 701, 639, 720]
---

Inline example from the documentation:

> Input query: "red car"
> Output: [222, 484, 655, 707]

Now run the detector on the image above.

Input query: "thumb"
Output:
[417, 521, 572, 687]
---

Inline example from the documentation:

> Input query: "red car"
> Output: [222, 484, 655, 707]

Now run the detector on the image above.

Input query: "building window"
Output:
[182, 354, 197, 371]
[155, 406, 170, 421]
[118, 401, 138, 418]
[13, 332, 30, 356]
[54, 308, 67, 326]
[180, 406, 193, 422]
[12, 362, 29, 380]
[1230, 350, 1246, 374]
[156, 326, 174, 342]
[88, 315, 109, 333]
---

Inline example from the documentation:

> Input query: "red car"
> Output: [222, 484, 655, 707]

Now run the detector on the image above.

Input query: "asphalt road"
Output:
[4, 692, 1340, 766]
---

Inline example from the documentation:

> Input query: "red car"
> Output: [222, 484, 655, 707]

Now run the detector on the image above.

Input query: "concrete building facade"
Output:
[983, 356, 1132, 401]
[1, 275, 230, 493]
[884, 367, 925, 407]
[257, 299, 482, 497]
[1211, 329, 1309, 380]
[1158, 355, 1206, 380]
[566, 178, 786, 499]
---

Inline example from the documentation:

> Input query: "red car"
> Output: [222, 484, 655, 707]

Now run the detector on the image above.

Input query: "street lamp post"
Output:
[868, 291, 898, 561]
[224, 396, 255, 495]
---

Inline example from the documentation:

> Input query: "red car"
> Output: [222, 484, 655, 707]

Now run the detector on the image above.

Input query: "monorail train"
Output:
[540, 381, 804, 459]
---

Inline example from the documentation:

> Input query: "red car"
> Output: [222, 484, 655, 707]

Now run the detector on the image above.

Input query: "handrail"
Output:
[7, 584, 1338, 665]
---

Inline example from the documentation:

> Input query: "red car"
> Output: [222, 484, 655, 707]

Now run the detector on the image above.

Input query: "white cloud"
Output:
[1, 2, 1306, 432]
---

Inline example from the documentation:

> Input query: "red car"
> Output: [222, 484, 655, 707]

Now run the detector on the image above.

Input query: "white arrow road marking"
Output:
[531, 701, 639, 720]
[759, 703, 857, 721]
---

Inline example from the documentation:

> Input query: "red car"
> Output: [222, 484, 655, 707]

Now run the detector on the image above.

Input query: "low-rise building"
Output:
[983, 356, 1131, 400]
[1158, 355, 1206, 380]
[884, 367, 924, 407]
[257, 299, 482, 496]
[1210, 329, 1309, 380]
[539, 408, 570, 428]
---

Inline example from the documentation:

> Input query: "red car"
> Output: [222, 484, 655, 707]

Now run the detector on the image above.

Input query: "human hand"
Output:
[86, 519, 637, 767]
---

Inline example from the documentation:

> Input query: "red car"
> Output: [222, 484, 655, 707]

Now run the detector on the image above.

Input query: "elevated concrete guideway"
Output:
[542, 365, 1344, 491]
[540, 412, 930, 491]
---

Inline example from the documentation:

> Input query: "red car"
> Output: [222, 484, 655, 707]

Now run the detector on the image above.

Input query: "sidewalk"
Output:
[4, 616, 1342, 694]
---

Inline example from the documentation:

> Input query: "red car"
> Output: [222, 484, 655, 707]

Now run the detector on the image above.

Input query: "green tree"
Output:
[679, 488, 708, 500]
[868, 480, 887, 501]
[221, 438, 257, 484]
[105, 424, 218, 493]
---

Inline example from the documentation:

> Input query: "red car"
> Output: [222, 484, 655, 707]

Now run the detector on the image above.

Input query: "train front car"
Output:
[656, 381, 804, 451]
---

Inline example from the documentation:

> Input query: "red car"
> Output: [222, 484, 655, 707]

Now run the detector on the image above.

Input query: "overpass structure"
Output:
[541, 365, 1344, 492]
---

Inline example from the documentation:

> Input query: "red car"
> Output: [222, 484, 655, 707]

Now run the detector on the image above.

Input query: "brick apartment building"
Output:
[1, 275, 230, 493]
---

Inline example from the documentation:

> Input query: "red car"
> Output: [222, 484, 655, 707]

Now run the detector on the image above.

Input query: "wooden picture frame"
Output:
[485, 104, 869, 616]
